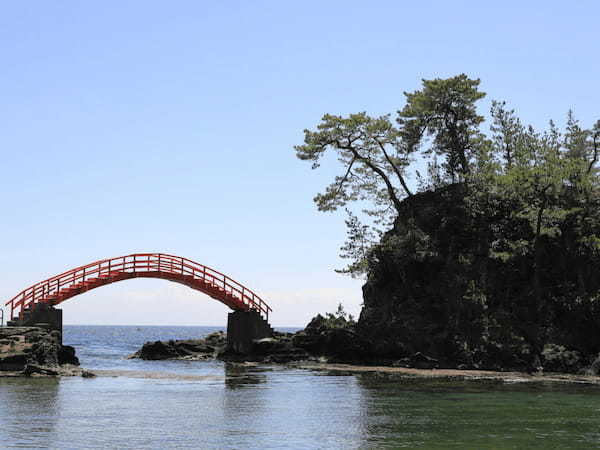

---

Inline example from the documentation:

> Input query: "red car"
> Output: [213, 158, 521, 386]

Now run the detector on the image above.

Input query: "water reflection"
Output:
[219, 363, 270, 447]
[353, 372, 600, 448]
[6, 325, 600, 448]
[224, 363, 268, 390]
[220, 364, 370, 449]
[0, 378, 61, 447]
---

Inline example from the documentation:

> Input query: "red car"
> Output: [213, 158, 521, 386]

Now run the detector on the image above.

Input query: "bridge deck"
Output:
[5, 253, 271, 321]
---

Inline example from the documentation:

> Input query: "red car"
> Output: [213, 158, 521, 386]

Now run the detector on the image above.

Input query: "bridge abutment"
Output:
[227, 310, 272, 353]
[7, 303, 63, 342]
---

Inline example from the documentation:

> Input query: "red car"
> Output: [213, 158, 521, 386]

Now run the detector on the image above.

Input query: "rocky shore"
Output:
[129, 313, 600, 378]
[0, 327, 93, 377]
[128, 314, 357, 364]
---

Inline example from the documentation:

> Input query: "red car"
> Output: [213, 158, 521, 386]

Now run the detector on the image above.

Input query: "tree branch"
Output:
[336, 140, 404, 214]
[587, 130, 599, 174]
[333, 156, 357, 198]
[374, 138, 413, 197]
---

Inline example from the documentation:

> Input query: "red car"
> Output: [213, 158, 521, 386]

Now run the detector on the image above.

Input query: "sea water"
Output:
[1, 325, 600, 449]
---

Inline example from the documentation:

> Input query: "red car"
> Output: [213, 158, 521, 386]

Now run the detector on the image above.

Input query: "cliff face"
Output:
[357, 185, 600, 371]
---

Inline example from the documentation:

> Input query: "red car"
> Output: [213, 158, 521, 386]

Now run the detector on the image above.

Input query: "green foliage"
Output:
[487, 103, 600, 263]
[294, 112, 412, 217]
[335, 210, 378, 277]
[323, 303, 355, 328]
[398, 74, 486, 180]
[295, 74, 600, 281]
[295, 74, 489, 275]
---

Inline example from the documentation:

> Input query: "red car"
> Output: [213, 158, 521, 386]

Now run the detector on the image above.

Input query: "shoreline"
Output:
[4, 359, 600, 385]
[126, 331, 600, 385]
[290, 362, 600, 385]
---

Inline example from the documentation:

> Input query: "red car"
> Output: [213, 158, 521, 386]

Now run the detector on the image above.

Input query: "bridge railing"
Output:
[5, 253, 272, 321]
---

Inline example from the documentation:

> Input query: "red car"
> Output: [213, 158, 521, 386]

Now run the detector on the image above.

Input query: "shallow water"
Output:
[1, 326, 600, 449]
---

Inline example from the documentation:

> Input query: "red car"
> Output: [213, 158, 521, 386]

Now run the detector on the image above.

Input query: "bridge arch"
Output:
[5, 253, 271, 321]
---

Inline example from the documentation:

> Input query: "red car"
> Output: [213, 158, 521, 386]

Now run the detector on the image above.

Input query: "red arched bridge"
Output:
[5, 253, 272, 322]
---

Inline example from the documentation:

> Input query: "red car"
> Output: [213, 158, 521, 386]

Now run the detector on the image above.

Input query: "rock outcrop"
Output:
[357, 185, 600, 373]
[219, 332, 312, 363]
[127, 316, 600, 375]
[128, 331, 228, 360]
[291, 314, 367, 362]
[130, 318, 368, 364]
[0, 326, 92, 377]
[130, 330, 314, 364]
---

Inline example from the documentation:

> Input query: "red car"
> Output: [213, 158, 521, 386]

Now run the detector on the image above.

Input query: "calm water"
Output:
[1, 326, 600, 449]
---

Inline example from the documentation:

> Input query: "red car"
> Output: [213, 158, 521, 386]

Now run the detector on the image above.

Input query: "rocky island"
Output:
[288, 74, 600, 376]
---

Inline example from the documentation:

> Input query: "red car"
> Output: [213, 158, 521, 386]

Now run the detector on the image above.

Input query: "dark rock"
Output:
[216, 330, 312, 364]
[130, 332, 227, 361]
[58, 345, 80, 366]
[305, 314, 327, 332]
[23, 364, 59, 377]
[23, 363, 95, 378]
[268, 349, 311, 364]
[204, 331, 226, 347]
[251, 336, 311, 363]
[131, 315, 368, 365]
[292, 321, 367, 363]
[411, 352, 439, 369]
[354, 185, 600, 373]
[392, 357, 412, 368]
[135, 341, 179, 360]
[0, 326, 82, 377]
[252, 337, 284, 354]
[0, 353, 28, 371]
[587, 355, 600, 376]
[541, 344, 581, 372]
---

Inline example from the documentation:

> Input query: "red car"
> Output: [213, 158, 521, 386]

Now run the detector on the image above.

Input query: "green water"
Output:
[358, 378, 600, 448]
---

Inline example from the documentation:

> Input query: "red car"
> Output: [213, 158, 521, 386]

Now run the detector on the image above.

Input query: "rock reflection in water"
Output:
[0, 378, 61, 446]
[224, 363, 268, 389]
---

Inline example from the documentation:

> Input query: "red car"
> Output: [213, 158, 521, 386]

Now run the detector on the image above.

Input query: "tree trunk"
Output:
[530, 200, 547, 357]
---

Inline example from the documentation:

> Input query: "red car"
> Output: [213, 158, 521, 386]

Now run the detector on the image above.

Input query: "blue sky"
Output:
[1, 1, 598, 326]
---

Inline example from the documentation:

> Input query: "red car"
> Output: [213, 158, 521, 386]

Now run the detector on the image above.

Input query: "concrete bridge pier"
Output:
[226, 310, 273, 354]
[6, 303, 62, 345]
[7, 303, 63, 338]
[6, 303, 272, 354]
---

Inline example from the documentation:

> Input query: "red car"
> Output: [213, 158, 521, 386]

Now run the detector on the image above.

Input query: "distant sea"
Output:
[1, 325, 600, 448]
